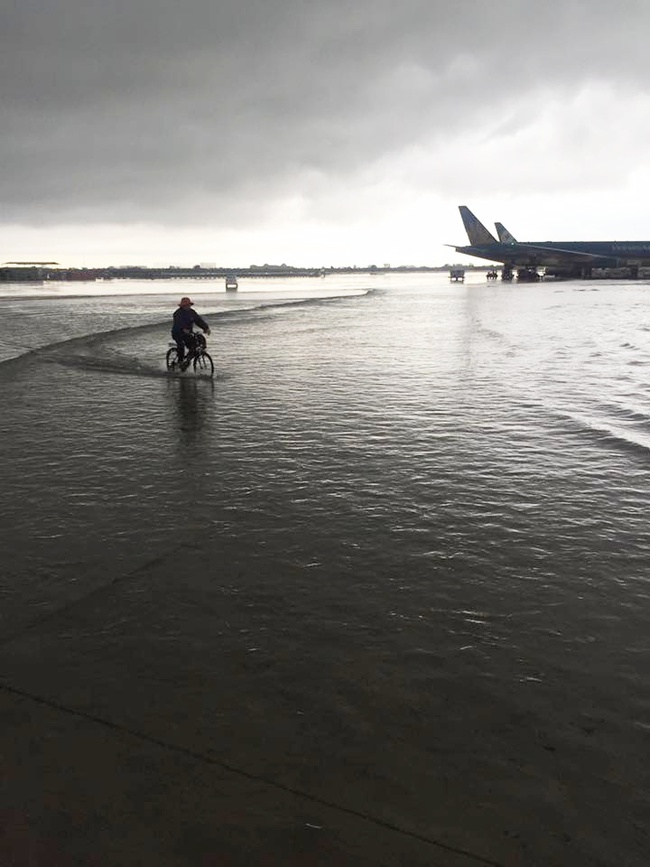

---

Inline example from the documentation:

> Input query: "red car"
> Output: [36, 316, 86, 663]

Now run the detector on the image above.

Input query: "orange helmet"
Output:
[178, 297, 194, 307]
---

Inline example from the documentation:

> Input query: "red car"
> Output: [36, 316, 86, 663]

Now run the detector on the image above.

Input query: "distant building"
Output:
[0, 261, 58, 282]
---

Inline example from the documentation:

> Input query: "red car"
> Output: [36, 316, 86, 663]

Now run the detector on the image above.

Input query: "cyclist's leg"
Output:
[177, 332, 192, 365]
[171, 329, 185, 363]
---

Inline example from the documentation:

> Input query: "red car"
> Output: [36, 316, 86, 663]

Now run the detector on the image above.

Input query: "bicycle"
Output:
[166, 331, 214, 377]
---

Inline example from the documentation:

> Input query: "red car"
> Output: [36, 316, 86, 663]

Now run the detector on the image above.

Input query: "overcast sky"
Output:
[3, 0, 650, 267]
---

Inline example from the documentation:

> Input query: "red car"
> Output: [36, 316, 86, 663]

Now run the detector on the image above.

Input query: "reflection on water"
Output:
[167, 376, 214, 447]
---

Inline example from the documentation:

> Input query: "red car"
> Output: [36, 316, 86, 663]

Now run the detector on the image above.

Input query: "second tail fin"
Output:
[495, 222, 517, 244]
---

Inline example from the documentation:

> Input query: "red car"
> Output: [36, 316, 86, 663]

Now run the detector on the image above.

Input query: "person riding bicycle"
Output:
[171, 297, 211, 367]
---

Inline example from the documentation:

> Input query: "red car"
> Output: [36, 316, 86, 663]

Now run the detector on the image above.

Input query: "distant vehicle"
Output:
[225, 274, 238, 291]
[450, 206, 650, 278]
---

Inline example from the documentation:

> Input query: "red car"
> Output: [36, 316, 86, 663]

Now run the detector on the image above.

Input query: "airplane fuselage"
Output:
[454, 241, 636, 268]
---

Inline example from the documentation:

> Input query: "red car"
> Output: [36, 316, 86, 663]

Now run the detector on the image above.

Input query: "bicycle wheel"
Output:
[166, 347, 180, 370]
[193, 351, 214, 377]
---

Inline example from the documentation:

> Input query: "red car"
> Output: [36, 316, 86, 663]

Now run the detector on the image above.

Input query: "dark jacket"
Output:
[171, 307, 209, 336]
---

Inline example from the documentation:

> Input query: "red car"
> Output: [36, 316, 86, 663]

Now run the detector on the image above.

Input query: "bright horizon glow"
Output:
[7, 183, 650, 271]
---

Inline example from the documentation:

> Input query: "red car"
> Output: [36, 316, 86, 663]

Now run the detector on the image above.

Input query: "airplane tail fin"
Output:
[495, 222, 517, 244]
[458, 206, 498, 245]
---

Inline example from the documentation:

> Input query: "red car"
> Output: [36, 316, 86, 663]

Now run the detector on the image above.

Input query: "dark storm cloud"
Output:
[2, 0, 649, 225]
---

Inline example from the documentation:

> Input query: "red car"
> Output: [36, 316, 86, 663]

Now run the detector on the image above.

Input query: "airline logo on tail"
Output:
[459, 205, 498, 246]
[495, 222, 517, 244]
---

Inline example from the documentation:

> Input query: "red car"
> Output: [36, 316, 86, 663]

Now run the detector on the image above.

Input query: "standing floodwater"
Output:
[1, 273, 649, 865]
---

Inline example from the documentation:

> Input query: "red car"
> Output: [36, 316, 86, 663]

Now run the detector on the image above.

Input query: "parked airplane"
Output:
[452, 206, 650, 277]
